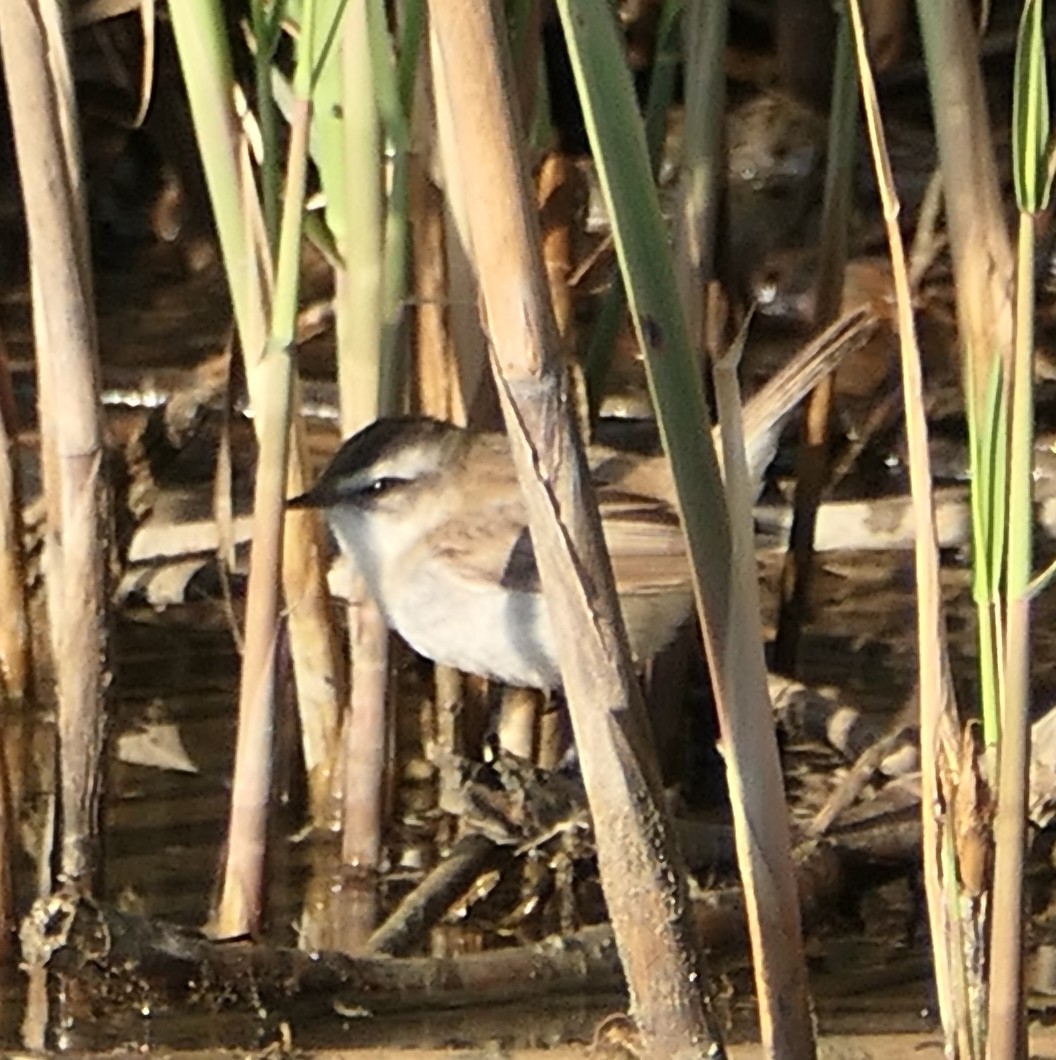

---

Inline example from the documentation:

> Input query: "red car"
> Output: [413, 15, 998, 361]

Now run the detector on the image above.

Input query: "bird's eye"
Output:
[363, 476, 402, 497]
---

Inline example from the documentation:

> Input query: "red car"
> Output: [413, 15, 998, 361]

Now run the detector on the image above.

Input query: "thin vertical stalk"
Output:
[408, 63, 472, 794]
[215, 2, 319, 935]
[0, 334, 30, 712]
[847, 2, 964, 1050]
[371, 1, 415, 411]
[410, 147, 464, 421]
[672, 0, 727, 355]
[430, 21, 492, 422]
[773, 13, 857, 674]
[989, 0, 1048, 1024]
[252, 1, 284, 254]
[986, 218, 1032, 1054]
[333, 0, 385, 429]
[171, 0, 342, 833]
[313, 0, 415, 888]
[329, 0, 390, 882]
[914, 0, 1013, 408]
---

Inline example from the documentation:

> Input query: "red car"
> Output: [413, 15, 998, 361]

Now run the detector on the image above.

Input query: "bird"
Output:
[290, 416, 693, 688]
[288, 326, 863, 689]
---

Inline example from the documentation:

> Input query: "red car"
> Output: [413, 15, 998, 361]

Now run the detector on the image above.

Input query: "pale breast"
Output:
[383, 554, 563, 688]
[363, 438, 695, 687]
[379, 540, 694, 689]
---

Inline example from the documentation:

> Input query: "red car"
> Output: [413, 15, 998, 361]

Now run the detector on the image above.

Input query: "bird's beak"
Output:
[286, 489, 321, 510]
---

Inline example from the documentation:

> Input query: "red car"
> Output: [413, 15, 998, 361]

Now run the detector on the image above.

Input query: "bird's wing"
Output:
[587, 447, 689, 589]
[424, 499, 538, 592]
[423, 483, 688, 598]
[596, 488, 689, 593]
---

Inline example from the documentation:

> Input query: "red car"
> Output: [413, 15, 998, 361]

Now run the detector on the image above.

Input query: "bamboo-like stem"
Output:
[215, 5, 319, 934]
[334, 1, 385, 429]
[0, 0, 109, 890]
[325, 0, 390, 880]
[428, 3, 720, 1055]
[987, 7, 1051, 1044]
[310, 0, 415, 887]
[918, 0, 1014, 762]
[170, 0, 342, 835]
[990, 604, 1030, 1039]
[370, 2, 414, 413]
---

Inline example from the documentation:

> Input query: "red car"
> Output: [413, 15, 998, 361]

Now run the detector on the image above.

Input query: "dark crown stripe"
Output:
[322, 416, 452, 483]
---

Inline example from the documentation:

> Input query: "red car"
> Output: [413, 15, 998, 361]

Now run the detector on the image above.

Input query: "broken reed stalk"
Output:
[286, 0, 418, 942]
[315, 0, 423, 893]
[493, 152, 579, 764]
[300, 0, 416, 908]
[427, 2, 721, 1056]
[0, 0, 109, 891]
[847, 2, 966, 1052]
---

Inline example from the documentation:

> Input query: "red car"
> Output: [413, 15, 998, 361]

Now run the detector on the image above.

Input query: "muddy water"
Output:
[0, 557, 967, 1052]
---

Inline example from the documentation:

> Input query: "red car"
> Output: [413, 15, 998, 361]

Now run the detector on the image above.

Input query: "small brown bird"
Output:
[290, 333, 852, 688]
